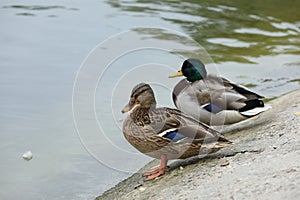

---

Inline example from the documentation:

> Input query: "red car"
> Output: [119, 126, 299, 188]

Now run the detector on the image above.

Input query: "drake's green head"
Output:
[169, 58, 207, 82]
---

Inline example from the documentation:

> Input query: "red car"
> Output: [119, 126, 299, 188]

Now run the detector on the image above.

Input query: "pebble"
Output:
[220, 161, 230, 167]
[279, 133, 284, 137]
[22, 151, 33, 161]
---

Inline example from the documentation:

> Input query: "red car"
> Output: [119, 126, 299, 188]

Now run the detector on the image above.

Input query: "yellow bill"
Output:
[168, 70, 183, 78]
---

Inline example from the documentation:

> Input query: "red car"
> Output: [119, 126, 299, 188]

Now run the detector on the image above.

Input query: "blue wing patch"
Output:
[203, 104, 223, 114]
[163, 130, 186, 142]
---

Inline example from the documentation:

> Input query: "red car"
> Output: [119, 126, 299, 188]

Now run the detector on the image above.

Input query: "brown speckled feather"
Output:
[122, 83, 231, 160]
[123, 106, 231, 160]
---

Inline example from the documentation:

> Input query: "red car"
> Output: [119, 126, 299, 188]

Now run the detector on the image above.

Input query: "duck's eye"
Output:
[129, 99, 135, 105]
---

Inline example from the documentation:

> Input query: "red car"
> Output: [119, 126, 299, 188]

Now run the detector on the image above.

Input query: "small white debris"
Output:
[139, 186, 146, 191]
[22, 151, 33, 161]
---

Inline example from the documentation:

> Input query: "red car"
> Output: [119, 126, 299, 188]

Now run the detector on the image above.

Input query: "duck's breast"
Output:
[175, 87, 212, 124]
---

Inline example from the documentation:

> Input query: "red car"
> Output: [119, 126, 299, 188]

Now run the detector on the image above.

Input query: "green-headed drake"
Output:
[169, 58, 271, 126]
[121, 83, 232, 181]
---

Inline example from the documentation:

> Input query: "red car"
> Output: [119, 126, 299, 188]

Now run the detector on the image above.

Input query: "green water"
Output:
[107, 0, 300, 98]
[108, 0, 300, 62]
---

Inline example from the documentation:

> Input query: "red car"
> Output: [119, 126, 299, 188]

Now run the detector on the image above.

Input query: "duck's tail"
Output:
[215, 136, 233, 148]
[215, 140, 233, 148]
[239, 99, 271, 117]
[198, 135, 233, 148]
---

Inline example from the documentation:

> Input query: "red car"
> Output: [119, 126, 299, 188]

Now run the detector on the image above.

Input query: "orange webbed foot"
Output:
[143, 155, 168, 181]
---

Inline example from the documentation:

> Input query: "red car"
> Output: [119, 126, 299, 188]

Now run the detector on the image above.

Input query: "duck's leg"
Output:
[143, 154, 168, 181]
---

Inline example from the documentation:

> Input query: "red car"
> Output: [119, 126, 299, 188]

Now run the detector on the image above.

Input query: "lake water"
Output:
[1, 0, 300, 199]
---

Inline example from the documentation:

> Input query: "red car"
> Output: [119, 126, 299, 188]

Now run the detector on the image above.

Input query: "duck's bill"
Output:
[121, 102, 138, 113]
[168, 70, 183, 78]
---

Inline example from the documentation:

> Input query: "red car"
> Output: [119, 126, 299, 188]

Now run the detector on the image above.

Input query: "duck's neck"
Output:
[187, 75, 201, 82]
[130, 106, 153, 126]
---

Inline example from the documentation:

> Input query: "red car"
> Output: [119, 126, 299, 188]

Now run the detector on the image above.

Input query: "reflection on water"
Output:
[3, 4, 79, 17]
[107, 0, 300, 63]
[106, 0, 300, 99]
[3, 5, 66, 10]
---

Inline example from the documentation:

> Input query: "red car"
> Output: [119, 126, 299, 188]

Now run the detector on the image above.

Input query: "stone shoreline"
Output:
[96, 89, 300, 200]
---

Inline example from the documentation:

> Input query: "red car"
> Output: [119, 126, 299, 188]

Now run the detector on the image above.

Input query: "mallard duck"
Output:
[121, 83, 232, 180]
[169, 58, 271, 125]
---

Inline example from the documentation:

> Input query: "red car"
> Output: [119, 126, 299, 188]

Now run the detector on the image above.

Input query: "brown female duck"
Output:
[121, 83, 232, 180]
